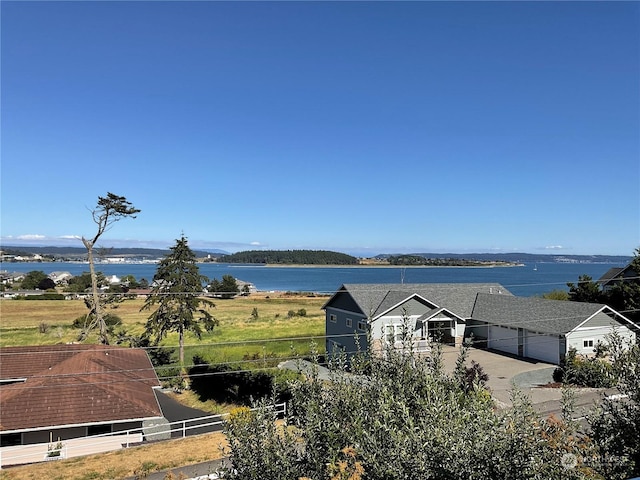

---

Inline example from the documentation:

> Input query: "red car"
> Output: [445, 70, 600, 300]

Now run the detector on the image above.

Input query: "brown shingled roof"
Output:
[0, 345, 162, 432]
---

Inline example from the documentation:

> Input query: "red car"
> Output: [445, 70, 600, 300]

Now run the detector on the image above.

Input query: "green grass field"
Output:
[0, 294, 328, 364]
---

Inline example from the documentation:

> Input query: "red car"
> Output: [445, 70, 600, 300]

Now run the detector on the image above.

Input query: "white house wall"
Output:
[371, 315, 419, 340]
[567, 326, 636, 355]
[455, 321, 466, 338]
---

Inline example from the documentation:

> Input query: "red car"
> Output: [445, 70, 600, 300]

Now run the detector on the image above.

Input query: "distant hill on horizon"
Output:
[0, 245, 226, 259]
[374, 252, 631, 264]
[0, 245, 631, 264]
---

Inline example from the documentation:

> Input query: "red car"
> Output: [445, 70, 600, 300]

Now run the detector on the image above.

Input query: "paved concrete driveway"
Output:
[440, 346, 557, 407]
[441, 346, 610, 418]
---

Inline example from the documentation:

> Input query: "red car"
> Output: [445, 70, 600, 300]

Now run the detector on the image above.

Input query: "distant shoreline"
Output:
[259, 263, 525, 268]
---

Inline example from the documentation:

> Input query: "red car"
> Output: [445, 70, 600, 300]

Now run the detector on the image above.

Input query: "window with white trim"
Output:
[330, 314, 337, 323]
[357, 321, 366, 331]
[583, 339, 594, 349]
[384, 324, 402, 344]
[346, 318, 352, 328]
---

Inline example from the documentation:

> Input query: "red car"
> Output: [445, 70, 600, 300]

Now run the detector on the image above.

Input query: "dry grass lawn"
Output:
[0, 431, 229, 480]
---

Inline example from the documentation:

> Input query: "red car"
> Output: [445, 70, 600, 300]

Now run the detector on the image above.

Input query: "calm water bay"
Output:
[1, 261, 627, 297]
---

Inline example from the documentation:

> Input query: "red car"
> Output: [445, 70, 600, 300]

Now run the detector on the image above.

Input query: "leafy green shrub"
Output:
[71, 313, 122, 329]
[297, 308, 306, 317]
[21, 293, 65, 300]
[155, 366, 183, 389]
[222, 342, 592, 480]
[560, 348, 616, 388]
[189, 356, 291, 406]
[553, 366, 565, 383]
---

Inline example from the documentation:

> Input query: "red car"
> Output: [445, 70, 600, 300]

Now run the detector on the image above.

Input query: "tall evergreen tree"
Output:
[567, 275, 604, 303]
[604, 248, 640, 322]
[142, 235, 218, 367]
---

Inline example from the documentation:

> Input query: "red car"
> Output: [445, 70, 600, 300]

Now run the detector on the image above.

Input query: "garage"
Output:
[487, 325, 519, 356]
[524, 331, 560, 364]
[487, 326, 561, 364]
[472, 294, 639, 365]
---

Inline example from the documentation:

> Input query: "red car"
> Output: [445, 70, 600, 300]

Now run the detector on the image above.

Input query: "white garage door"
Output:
[524, 332, 559, 364]
[488, 326, 519, 356]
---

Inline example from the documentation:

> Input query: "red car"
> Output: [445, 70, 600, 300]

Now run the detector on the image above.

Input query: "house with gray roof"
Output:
[598, 261, 638, 291]
[323, 283, 638, 365]
[323, 283, 512, 359]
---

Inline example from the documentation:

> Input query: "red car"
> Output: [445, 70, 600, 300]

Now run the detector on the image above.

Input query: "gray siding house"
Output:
[323, 283, 511, 357]
[324, 283, 638, 365]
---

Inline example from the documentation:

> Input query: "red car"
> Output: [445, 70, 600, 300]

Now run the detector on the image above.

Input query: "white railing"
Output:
[0, 402, 286, 468]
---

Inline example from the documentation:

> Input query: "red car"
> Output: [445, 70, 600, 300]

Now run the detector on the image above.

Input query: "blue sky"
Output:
[1, 1, 638, 256]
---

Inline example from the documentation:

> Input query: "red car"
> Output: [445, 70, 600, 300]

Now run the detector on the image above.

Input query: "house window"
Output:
[330, 314, 337, 323]
[358, 321, 366, 331]
[88, 424, 111, 436]
[1, 432, 21, 447]
[346, 318, 352, 328]
[384, 324, 402, 344]
[583, 339, 594, 349]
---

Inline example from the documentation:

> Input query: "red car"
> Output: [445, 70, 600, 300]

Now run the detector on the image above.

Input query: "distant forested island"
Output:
[216, 250, 359, 265]
[375, 252, 631, 264]
[385, 255, 517, 267]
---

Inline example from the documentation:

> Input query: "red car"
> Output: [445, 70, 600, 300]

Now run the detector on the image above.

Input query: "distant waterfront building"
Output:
[103, 257, 126, 263]
[48, 271, 73, 285]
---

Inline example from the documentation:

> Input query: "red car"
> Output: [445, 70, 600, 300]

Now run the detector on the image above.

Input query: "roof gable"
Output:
[598, 264, 638, 287]
[373, 292, 438, 319]
[418, 307, 465, 323]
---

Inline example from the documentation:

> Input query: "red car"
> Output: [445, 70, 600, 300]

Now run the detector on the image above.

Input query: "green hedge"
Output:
[17, 293, 65, 300]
